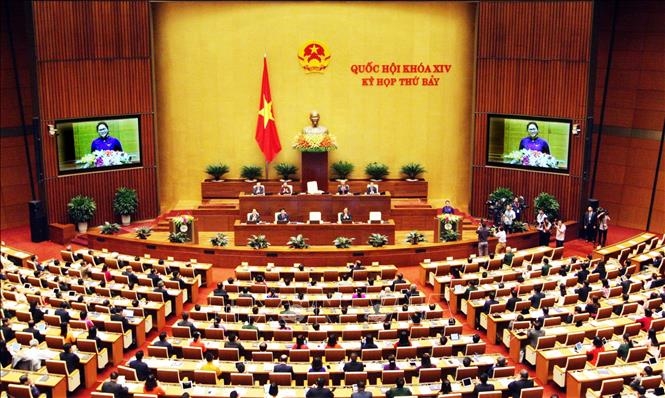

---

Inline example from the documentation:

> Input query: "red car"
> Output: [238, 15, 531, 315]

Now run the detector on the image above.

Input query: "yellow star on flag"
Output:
[258, 95, 274, 128]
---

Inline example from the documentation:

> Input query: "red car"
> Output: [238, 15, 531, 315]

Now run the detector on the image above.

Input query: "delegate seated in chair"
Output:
[337, 181, 351, 195]
[366, 182, 380, 195]
[247, 209, 261, 223]
[276, 208, 290, 224]
[339, 207, 352, 223]
[252, 182, 265, 196]
[279, 183, 293, 195]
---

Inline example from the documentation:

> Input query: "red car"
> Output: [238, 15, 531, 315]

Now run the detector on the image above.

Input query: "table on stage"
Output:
[238, 192, 391, 222]
[233, 220, 396, 246]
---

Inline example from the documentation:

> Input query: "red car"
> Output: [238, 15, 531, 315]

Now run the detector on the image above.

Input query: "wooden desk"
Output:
[592, 232, 656, 261]
[10, 344, 97, 389]
[235, 264, 398, 280]
[233, 220, 396, 246]
[0, 369, 67, 397]
[1, 244, 33, 267]
[238, 192, 392, 222]
[566, 362, 664, 398]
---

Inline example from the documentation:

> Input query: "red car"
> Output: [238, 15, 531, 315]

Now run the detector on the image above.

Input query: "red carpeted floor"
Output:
[0, 223, 649, 397]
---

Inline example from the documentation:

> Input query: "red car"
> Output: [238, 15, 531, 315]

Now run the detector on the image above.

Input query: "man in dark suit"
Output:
[128, 350, 150, 381]
[507, 370, 534, 398]
[153, 331, 173, 357]
[121, 266, 139, 287]
[273, 354, 295, 376]
[110, 307, 131, 333]
[366, 182, 379, 195]
[59, 343, 80, 373]
[306, 377, 335, 398]
[337, 181, 351, 195]
[176, 312, 196, 335]
[529, 285, 546, 309]
[506, 289, 520, 312]
[213, 281, 229, 299]
[147, 268, 162, 287]
[1, 318, 15, 341]
[276, 208, 289, 223]
[473, 373, 495, 394]
[54, 302, 71, 324]
[343, 352, 365, 372]
[22, 320, 45, 343]
[583, 206, 597, 242]
[101, 371, 129, 398]
[575, 281, 592, 303]
[247, 208, 261, 223]
[252, 182, 265, 195]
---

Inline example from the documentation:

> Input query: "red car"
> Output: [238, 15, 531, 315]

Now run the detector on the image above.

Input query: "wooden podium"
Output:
[300, 152, 329, 193]
[170, 217, 198, 244]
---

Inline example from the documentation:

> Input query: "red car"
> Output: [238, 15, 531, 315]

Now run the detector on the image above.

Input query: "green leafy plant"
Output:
[135, 226, 152, 240]
[287, 234, 309, 249]
[534, 192, 560, 221]
[67, 195, 97, 223]
[205, 163, 230, 181]
[168, 231, 188, 243]
[333, 236, 354, 249]
[247, 234, 270, 249]
[365, 162, 389, 180]
[240, 165, 263, 181]
[112, 187, 138, 216]
[368, 233, 388, 247]
[330, 160, 354, 180]
[400, 162, 426, 180]
[405, 230, 426, 245]
[441, 229, 458, 242]
[99, 222, 120, 235]
[210, 233, 229, 247]
[512, 220, 529, 233]
[274, 163, 298, 181]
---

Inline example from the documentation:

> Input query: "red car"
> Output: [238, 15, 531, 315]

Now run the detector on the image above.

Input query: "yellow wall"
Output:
[154, 1, 475, 211]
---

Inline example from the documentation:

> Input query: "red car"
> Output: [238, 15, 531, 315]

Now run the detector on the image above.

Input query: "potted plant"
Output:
[512, 220, 529, 233]
[274, 163, 298, 181]
[365, 162, 389, 181]
[330, 160, 354, 181]
[400, 162, 426, 181]
[112, 187, 138, 226]
[405, 230, 426, 245]
[287, 234, 309, 249]
[67, 195, 96, 233]
[534, 192, 560, 221]
[100, 222, 120, 235]
[248, 234, 270, 249]
[135, 226, 152, 240]
[210, 233, 229, 247]
[368, 233, 388, 247]
[241, 165, 263, 182]
[205, 163, 230, 181]
[333, 236, 354, 249]
[168, 231, 188, 243]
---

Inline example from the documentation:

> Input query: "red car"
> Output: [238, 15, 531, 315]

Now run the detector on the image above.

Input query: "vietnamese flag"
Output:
[255, 56, 281, 163]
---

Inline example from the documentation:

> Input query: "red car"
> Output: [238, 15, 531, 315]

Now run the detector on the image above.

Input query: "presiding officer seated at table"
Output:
[338, 207, 352, 223]
[252, 182, 265, 196]
[337, 180, 351, 195]
[366, 182, 380, 195]
[276, 208, 290, 224]
[247, 208, 261, 223]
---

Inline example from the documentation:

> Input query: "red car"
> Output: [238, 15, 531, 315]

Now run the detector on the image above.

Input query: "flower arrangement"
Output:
[504, 149, 559, 168]
[99, 222, 121, 235]
[135, 226, 152, 239]
[210, 233, 229, 247]
[293, 132, 337, 152]
[333, 236, 354, 249]
[368, 233, 388, 248]
[76, 150, 131, 168]
[248, 234, 270, 249]
[173, 215, 194, 230]
[437, 214, 462, 242]
[405, 231, 426, 245]
[287, 234, 309, 249]
[168, 232, 188, 243]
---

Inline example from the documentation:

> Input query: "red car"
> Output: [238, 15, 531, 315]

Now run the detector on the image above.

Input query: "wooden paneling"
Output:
[31, 0, 158, 226]
[471, 1, 593, 223]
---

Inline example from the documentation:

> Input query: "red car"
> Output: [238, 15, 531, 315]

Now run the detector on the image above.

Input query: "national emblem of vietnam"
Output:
[298, 41, 331, 73]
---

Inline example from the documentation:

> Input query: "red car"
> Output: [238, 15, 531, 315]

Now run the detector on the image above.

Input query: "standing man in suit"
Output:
[583, 206, 597, 243]
[252, 182, 265, 196]
[507, 370, 534, 398]
[366, 182, 379, 195]
[276, 208, 289, 223]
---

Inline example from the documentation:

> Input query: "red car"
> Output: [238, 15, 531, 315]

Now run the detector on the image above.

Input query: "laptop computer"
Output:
[461, 377, 472, 387]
